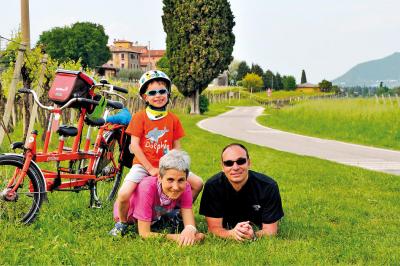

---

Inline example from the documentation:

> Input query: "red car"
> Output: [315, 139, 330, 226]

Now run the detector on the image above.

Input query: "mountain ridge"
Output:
[333, 52, 400, 87]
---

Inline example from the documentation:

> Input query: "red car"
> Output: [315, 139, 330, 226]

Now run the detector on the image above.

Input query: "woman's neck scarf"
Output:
[157, 180, 172, 206]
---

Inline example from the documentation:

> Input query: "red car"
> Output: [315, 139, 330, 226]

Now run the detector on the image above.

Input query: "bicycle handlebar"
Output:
[18, 88, 53, 111]
[106, 100, 124, 109]
[18, 88, 99, 111]
[98, 79, 128, 93]
[113, 85, 128, 94]
[93, 83, 127, 94]
[99, 90, 127, 101]
[18, 88, 31, 94]
[92, 83, 128, 102]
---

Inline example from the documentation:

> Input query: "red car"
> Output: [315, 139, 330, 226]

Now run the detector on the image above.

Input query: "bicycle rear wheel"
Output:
[0, 154, 44, 224]
[90, 130, 123, 208]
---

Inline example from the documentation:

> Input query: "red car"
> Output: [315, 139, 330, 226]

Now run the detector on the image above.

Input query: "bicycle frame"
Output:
[12, 86, 127, 193]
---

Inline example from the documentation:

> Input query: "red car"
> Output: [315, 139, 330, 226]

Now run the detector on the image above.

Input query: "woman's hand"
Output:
[177, 225, 197, 246]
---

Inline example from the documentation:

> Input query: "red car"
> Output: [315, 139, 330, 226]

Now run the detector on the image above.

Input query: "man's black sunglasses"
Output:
[223, 157, 247, 167]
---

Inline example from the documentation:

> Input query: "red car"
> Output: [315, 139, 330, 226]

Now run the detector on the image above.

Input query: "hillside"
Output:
[333, 52, 400, 87]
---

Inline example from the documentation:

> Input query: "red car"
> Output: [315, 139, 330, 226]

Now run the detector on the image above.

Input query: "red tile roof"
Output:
[109, 45, 143, 53]
[141, 50, 165, 57]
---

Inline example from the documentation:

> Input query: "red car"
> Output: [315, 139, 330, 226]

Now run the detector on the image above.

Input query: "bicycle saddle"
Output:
[57, 125, 78, 137]
[85, 117, 106, 127]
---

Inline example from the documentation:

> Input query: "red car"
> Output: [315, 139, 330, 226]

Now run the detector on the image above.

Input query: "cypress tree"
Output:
[301, 69, 307, 84]
[237, 61, 250, 81]
[263, 70, 275, 89]
[250, 63, 264, 78]
[162, 0, 235, 114]
[275, 73, 283, 90]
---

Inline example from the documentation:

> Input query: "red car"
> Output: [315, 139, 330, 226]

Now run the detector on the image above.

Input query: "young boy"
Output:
[109, 70, 203, 236]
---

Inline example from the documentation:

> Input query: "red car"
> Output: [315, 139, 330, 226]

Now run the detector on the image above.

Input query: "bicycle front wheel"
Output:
[90, 130, 123, 208]
[0, 154, 44, 224]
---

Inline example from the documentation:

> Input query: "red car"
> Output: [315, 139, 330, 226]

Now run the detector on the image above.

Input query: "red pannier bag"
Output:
[48, 69, 95, 106]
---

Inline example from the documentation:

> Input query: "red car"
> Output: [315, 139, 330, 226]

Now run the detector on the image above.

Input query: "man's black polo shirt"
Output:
[199, 170, 284, 229]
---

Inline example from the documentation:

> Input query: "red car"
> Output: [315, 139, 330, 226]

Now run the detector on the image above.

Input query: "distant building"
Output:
[139, 47, 165, 71]
[210, 71, 229, 86]
[106, 40, 142, 71]
[296, 82, 320, 92]
[105, 39, 165, 73]
[96, 64, 118, 79]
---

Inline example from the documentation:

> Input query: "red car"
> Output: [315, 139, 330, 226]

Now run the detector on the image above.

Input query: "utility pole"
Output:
[21, 0, 31, 141]
[148, 41, 151, 70]
[271, 75, 274, 90]
[21, 0, 30, 49]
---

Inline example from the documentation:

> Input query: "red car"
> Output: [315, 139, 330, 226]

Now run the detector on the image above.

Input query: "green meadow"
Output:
[258, 97, 400, 150]
[0, 99, 399, 265]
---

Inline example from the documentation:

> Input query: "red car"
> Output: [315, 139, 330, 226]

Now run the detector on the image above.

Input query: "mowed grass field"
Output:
[0, 100, 399, 264]
[258, 97, 400, 150]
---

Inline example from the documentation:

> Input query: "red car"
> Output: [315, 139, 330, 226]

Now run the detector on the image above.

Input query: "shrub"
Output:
[199, 94, 209, 114]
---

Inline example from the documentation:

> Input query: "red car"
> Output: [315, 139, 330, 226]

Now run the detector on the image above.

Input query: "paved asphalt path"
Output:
[197, 106, 400, 176]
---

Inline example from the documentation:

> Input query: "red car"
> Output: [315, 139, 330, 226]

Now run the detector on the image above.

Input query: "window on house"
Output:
[130, 54, 134, 59]
[121, 54, 125, 60]
[121, 63, 124, 68]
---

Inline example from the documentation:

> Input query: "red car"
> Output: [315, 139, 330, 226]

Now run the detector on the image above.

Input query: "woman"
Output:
[113, 149, 204, 246]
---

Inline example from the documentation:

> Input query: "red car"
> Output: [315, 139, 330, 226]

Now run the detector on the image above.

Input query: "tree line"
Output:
[227, 61, 340, 93]
[228, 60, 297, 92]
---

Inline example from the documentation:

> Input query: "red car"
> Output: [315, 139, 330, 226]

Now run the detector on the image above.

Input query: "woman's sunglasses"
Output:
[146, 88, 168, 96]
[223, 157, 247, 167]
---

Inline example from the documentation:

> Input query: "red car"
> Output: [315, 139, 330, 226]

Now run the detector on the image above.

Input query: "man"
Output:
[199, 143, 284, 241]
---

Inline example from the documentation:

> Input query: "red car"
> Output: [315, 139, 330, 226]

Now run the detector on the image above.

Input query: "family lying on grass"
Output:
[108, 70, 284, 245]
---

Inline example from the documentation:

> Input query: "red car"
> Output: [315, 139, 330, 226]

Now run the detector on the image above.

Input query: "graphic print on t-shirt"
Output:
[145, 126, 170, 154]
[146, 126, 169, 143]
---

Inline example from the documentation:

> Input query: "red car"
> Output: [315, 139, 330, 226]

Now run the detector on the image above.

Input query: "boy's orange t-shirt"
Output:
[125, 110, 185, 168]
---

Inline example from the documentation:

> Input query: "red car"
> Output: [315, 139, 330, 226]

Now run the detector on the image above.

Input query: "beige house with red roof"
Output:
[106, 40, 142, 70]
[106, 40, 165, 72]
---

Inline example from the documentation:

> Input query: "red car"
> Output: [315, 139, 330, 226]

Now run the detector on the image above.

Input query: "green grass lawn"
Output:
[0, 100, 399, 264]
[258, 97, 400, 150]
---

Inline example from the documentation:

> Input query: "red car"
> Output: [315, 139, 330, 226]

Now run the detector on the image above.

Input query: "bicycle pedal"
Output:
[62, 146, 72, 151]
[91, 201, 102, 209]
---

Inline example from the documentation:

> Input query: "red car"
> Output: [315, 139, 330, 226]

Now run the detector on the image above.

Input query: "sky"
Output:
[1, 0, 400, 83]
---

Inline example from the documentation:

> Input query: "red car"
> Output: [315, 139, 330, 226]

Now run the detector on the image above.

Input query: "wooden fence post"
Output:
[0, 43, 26, 146]
[26, 54, 47, 145]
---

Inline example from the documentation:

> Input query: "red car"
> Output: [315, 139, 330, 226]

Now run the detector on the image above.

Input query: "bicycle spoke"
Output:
[0, 156, 42, 223]
[90, 131, 123, 208]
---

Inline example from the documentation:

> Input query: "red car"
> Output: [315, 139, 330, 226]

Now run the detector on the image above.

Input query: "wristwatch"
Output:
[185, 224, 197, 233]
